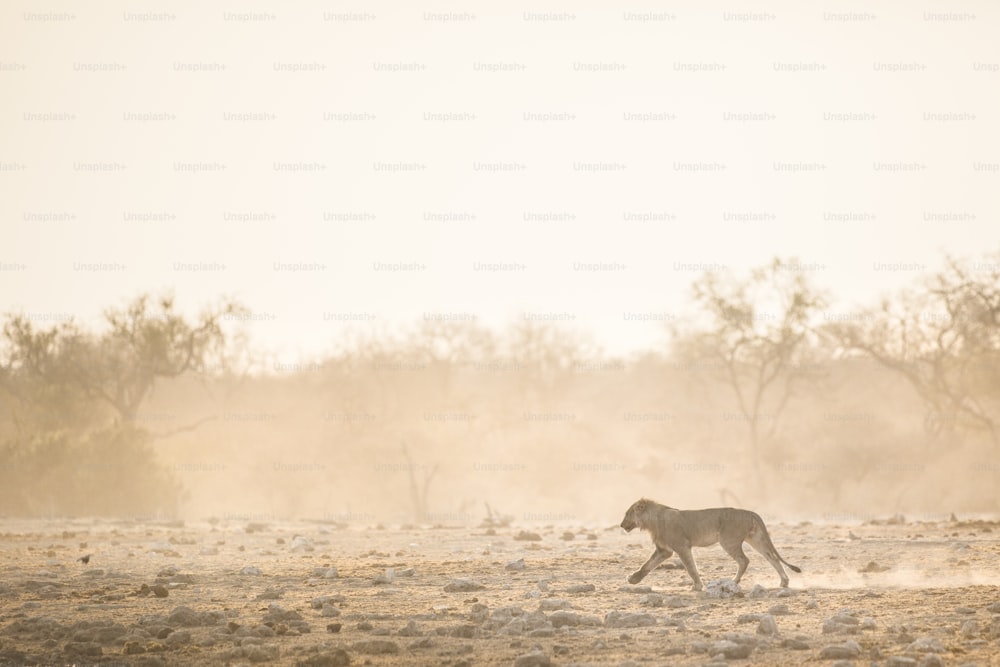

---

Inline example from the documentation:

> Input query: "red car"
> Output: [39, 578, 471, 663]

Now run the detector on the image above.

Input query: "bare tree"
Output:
[675, 258, 828, 492]
[828, 253, 1000, 443]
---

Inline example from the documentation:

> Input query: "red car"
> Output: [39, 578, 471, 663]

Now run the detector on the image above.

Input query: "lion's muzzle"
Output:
[620, 518, 636, 532]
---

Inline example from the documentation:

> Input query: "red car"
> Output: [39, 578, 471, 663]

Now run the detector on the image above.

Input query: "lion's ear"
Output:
[635, 499, 648, 511]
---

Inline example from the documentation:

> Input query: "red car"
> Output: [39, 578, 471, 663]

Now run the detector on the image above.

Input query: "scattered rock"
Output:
[63, 642, 102, 657]
[311, 594, 345, 609]
[256, 588, 283, 600]
[560, 532, 575, 541]
[782, 638, 810, 650]
[444, 579, 485, 592]
[506, 558, 526, 571]
[642, 593, 664, 607]
[705, 579, 742, 598]
[373, 568, 395, 585]
[469, 602, 490, 624]
[351, 639, 399, 654]
[906, 636, 944, 653]
[122, 640, 145, 655]
[295, 648, 351, 667]
[748, 584, 767, 598]
[321, 603, 341, 618]
[710, 640, 752, 659]
[538, 599, 569, 611]
[263, 604, 303, 623]
[757, 614, 778, 636]
[859, 560, 890, 573]
[960, 619, 978, 638]
[397, 620, 422, 636]
[604, 611, 656, 628]
[884, 658, 917, 667]
[311, 567, 338, 579]
[549, 611, 601, 628]
[823, 611, 861, 635]
[513, 531, 542, 542]
[240, 566, 263, 576]
[325, 623, 341, 634]
[290, 536, 314, 552]
[513, 650, 550, 667]
[769, 603, 791, 615]
[565, 583, 595, 594]
[818, 640, 861, 660]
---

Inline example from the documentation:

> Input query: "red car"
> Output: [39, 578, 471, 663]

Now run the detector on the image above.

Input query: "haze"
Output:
[1, 1, 998, 524]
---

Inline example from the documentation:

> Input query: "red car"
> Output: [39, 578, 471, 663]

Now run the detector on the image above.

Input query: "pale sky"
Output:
[2, 1, 998, 362]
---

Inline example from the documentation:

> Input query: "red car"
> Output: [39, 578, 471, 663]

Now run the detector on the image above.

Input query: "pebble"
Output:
[906, 636, 944, 653]
[351, 639, 399, 654]
[444, 578, 485, 592]
[506, 558, 526, 571]
[705, 579, 742, 599]
[513, 650, 551, 667]
[239, 566, 262, 576]
[538, 599, 569, 611]
[710, 640, 752, 659]
[818, 640, 861, 659]
[604, 611, 656, 628]
[757, 614, 778, 636]
[513, 531, 542, 542]
[565, 583, 595, 593]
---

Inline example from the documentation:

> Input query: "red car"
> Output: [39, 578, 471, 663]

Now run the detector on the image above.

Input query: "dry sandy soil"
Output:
[1, 515, 999, 666]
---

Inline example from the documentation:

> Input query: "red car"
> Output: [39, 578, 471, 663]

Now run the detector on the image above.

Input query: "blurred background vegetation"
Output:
[2, 251, 998, 522]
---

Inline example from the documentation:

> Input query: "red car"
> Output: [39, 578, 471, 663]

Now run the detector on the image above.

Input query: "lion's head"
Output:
[620, 498, 655, 532]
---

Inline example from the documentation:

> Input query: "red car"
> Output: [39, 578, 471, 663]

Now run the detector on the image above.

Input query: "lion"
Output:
[620, 498, 801, 590]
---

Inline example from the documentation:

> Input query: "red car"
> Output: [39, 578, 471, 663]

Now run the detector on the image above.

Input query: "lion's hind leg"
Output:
[720, 539, 751, 584]
[746, 532, 790, 587]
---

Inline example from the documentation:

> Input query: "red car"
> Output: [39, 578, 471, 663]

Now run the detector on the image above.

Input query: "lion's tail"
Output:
[753, 513, 801, 573]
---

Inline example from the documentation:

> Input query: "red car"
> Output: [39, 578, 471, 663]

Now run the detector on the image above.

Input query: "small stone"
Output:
[444, 578, 485, 592]
[538, 599, 569, 611]
[240, 566, 262, 576]
[513, 650, 550, 667]
[906, 637, 944, 653]
[710, 640, 752, 659]
[325, 623, 341, 634]
[565, 583, 595, 594]
[705, 579, 743, 599]
[757, 614, 778, 636]
[560, 532, 575, 541]
[604, 611, 656, 628]
[818, 641, 861, 660]
[321, 603, 341, 618]
[768, 604, 791, 615]
[123, 641, 145, 655]
[884, 657, 917, 667]
[296, 648, 351, 666]
[513, 531, 542, 542]
[351, 639, 399, 654]
[506, 558, 526, 571]
[960, 619, 978, 638]
[373, 568, 395, 585]
[152, 585, 169, 598]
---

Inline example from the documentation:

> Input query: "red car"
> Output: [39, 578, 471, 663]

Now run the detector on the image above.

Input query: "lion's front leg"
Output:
[628, 548, 670, 584]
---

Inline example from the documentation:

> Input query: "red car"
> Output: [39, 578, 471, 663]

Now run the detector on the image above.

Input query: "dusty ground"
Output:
[0, 515, 998, 666]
